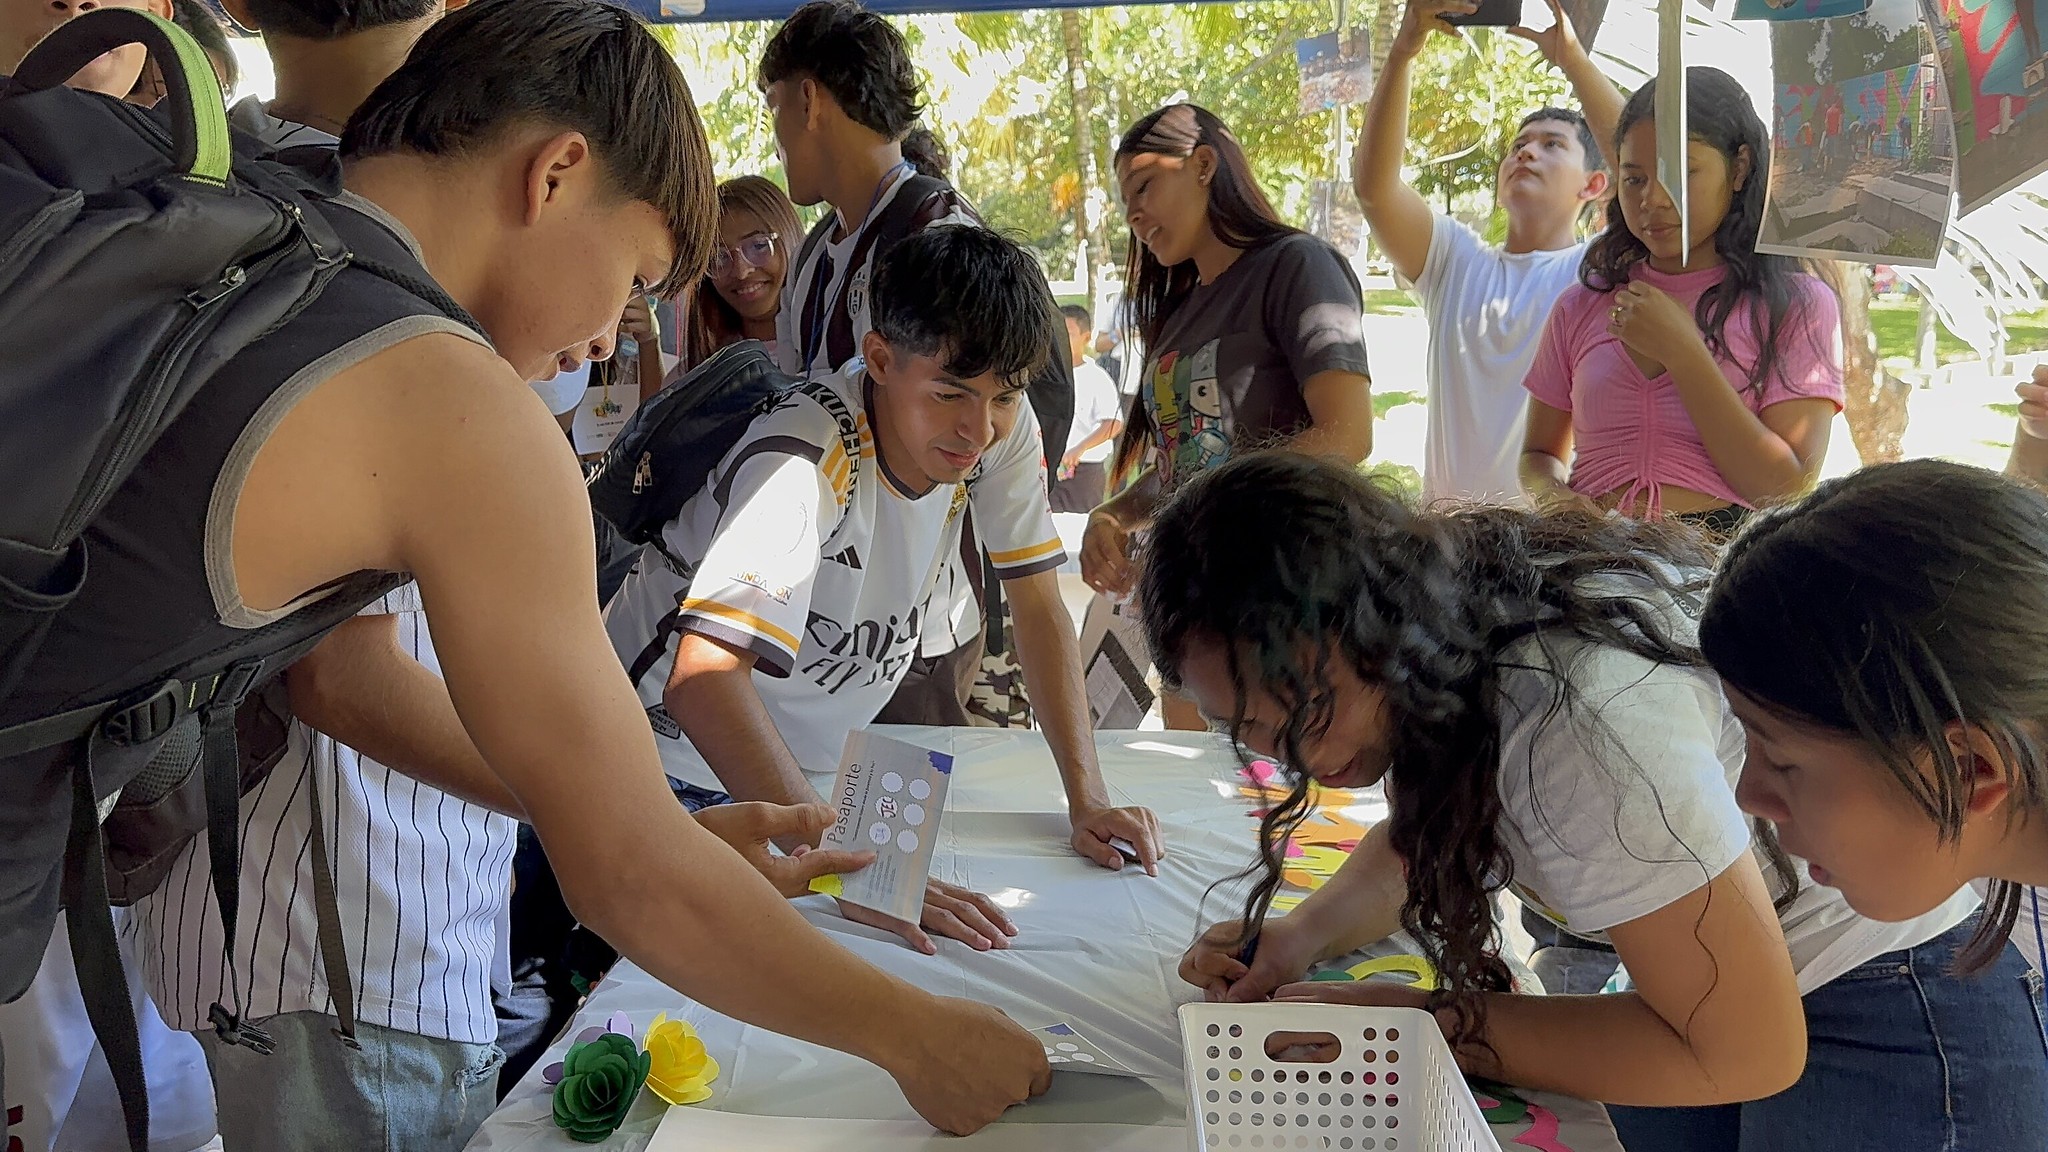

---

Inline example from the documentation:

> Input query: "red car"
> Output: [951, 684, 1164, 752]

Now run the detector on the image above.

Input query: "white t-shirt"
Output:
[136, 586, 516, 1044]
[1494, 576, 1977, 995]
[604, 364, 1064, 794]
[1068, 359, 1123, 464]
[1414, 214, 1585, 504]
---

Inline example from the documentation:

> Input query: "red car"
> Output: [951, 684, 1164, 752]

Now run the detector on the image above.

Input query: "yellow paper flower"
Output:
[644, 1013, 720, 1106]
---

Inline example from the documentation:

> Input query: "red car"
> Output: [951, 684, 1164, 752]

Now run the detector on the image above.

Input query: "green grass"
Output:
[1364, 288, 1420, 314]
[1870, 301, 2048, 365]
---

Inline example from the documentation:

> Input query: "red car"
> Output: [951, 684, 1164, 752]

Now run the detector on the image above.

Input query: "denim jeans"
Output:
[1607, 913, 2048, 1151]
[201, 1012, 503, 1152]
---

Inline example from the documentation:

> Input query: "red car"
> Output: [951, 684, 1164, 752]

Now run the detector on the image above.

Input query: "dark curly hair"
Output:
[1582, 66, 1827, 399]
[1140, 451, 1721, 1043]
[759, 0, 923, 141]
[1702, 460, 2048, 974]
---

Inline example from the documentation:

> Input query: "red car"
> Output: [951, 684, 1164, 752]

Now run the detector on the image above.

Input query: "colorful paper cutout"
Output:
[1285, 845, 1352, 879]
[644, 1013, 720, 1106]
[1345, 954, 1439, 990]
[1281, 867, 1330, 892]
[808, 874, 844, 898]
[1509, 1101, 1573, 1152]
[551, 1032, 649, 1144]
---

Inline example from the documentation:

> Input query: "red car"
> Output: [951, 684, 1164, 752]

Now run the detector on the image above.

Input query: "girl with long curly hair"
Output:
[1158, 451, 1994, 1148]
[1520, 68, 1843, 534]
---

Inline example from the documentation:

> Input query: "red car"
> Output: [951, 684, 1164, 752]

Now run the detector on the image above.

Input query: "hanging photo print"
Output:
[1560, 0, 1613, 48]
[1759, 0, 1955, 265]
[1735, 0, 1873, 22]
[1657, 0, 1691, 263]
[1297, 29, 1373, 116]
[1926, 0, 2048, 213]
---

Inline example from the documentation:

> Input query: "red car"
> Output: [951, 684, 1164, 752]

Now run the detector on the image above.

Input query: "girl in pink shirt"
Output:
[1521, 67, 1842, 530]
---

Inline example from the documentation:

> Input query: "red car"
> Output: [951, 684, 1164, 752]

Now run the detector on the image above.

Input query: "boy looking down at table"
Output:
[606, 226, 1164, 954]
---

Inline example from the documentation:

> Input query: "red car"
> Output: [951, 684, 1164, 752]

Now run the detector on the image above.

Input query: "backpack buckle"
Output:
[100, 682, 182, 746]
[209, 659, 264, 711]
[207, 1003, 275, 1055]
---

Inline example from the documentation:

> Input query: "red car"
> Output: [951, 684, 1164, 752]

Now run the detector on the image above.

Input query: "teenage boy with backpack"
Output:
[761, 0, 1075, 730]
[606, 226, 1165, 954]
[0, 2, 1050, 1146]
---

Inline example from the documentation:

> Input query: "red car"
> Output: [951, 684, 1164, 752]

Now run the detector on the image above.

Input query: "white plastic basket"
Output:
[1179, 1002, 1494, 1152]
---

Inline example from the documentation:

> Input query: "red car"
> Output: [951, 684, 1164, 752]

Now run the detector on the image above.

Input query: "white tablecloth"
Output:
[466, 728, 1620, 1152]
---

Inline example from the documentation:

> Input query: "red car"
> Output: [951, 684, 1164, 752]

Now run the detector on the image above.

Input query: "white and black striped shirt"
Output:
[135, 586, 517, 1044]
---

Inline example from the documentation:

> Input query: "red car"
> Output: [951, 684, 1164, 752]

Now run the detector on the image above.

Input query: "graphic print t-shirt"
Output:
[603, 365, 1065, 793]
[1141, 233, 1371, 488]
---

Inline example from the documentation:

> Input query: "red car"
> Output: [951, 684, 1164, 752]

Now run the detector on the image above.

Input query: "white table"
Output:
[466, 728, 1620, 1152]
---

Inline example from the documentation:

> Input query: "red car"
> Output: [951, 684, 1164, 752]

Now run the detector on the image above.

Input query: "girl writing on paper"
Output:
[1520, 67, 1842, 536]
[1160, 452, 2037, 1150]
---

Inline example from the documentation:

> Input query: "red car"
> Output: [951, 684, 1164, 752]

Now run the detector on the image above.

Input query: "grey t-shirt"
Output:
[1139, 232, 1371, 487]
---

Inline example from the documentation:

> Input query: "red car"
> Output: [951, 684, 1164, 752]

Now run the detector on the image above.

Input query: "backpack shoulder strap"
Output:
[820, 174, 968, 370]
[624, 378, 862, 693]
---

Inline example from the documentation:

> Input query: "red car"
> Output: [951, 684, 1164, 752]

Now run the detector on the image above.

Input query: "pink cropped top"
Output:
[1522, 262, 1843, 512]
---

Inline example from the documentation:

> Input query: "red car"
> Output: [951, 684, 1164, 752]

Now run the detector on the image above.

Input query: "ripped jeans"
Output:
[201, 1012, 504, 1152]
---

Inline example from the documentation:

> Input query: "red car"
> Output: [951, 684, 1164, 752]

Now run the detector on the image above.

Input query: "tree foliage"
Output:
[658, 3, 1578, 275]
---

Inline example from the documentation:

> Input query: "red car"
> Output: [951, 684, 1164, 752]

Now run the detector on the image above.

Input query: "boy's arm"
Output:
[1358, 0, 1468, 282]
[241, 335, 1047, 1134]
[1003, 569, 1163, 873]
[1511, 0, 1624, 155]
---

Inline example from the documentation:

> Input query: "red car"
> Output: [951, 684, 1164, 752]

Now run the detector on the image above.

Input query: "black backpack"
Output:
[587, 339, 866, 688]
[587, 339, 796, 558]
[0, 14, 478, 1151]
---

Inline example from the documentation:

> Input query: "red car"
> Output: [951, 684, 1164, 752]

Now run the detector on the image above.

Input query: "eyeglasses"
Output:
[709, 232, 780, 279]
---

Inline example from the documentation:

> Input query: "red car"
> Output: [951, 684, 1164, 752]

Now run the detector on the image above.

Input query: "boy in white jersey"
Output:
[608, 227, 1164, 953]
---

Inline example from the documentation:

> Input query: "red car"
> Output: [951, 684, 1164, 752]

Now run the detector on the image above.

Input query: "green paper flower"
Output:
[551, 1032, 651, 1143]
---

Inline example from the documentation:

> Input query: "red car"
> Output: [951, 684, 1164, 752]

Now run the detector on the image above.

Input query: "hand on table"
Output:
[839, 878, 1018, 955]
[1180, 917, 1319, 1003]
[1271, 979, 1473, 1071]
[883, 996, 1050, 1134]
[690, 801, 876, 898]
[1069, 803, 1165, 875]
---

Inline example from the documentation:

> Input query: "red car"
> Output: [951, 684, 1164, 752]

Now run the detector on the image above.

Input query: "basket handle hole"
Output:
[1262, 1030, 1342, 1063]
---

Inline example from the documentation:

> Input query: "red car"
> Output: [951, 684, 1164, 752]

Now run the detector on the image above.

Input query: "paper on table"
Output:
[1033, 1022, 1146, 1078]
[815, 729, 952, 923]
[1657, 0, 1690, 264]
